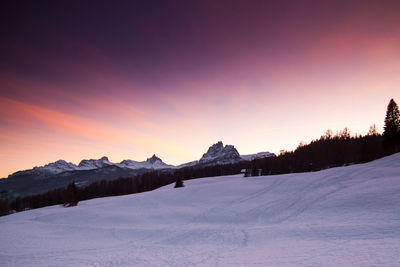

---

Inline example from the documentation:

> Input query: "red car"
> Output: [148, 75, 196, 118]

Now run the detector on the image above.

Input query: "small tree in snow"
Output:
[174, 177, 184, 188]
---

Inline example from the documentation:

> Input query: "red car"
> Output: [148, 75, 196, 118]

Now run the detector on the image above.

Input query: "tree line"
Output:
[256, 128, 383, 175]
[252, 98, 399, 175]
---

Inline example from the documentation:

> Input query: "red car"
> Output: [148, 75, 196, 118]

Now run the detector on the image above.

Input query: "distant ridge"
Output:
[0, 141, 274, 199]
[5, 141, 274, 179]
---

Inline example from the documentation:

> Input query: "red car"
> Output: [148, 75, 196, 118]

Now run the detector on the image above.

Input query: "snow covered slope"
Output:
[1, 153, 400, 266]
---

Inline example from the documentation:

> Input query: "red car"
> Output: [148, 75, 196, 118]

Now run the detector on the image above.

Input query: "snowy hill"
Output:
[1, 153, 400, 266]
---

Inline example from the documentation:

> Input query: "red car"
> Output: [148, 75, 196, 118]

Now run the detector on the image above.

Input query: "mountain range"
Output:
[0, 141, 274, 199]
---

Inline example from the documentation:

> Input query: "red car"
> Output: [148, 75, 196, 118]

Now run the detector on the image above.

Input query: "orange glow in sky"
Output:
[1, 1, 400, 177]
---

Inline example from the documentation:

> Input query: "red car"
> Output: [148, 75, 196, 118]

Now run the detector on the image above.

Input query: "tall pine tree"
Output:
[383, 99, 400, 152]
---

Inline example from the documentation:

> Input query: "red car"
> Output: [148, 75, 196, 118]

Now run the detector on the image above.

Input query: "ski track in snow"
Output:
[1, 154, 400, 266]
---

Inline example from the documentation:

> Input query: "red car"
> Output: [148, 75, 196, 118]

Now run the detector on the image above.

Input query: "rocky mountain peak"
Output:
[43, 160, 77, 171]
[199, 141, 241, 164]
[78, 156, 111, 169]
[100, 156, 109, 161]
[146, 154, 162, 164]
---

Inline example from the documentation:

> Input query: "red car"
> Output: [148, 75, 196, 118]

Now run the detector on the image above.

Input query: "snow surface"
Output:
[1, 154, 400, 266]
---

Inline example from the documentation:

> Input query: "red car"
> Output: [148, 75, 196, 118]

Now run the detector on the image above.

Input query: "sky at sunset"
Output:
[1, 0, 400, 177]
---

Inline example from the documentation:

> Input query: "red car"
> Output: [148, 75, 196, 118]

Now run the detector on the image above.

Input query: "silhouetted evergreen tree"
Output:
[251, 159, 257, 176]
[383, 99, 400, 152]
[174, 177, 184, 188]
[0, 199, 10, 216]
[63, 182, 79, 207]
[368, 124, 378, 136]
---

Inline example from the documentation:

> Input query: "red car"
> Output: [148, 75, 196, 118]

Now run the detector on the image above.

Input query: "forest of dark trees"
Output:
[1, 99, 399, 216]
[257, 129, 384, 175]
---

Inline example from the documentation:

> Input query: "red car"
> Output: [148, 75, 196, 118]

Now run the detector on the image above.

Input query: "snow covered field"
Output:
[1, 154, 400, 266]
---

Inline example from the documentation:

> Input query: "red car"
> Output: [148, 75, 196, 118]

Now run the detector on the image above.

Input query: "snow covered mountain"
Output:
[241, 151, 275, 161]
[118, 154, 175, 170]
[199, 141, 241, 164]
[7, 155, 175, 179]
[176, 141, 274, 168]
[0, 142, 274, 199]
[8, 159, 80, 179]
[5, 142, 273, 180]
[1, 153, 399, 266]
[0, 155, 176, 199]
[197, 141, 275, 164]
[177, 141, 274, 168]
[78, 156, 113, 170]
